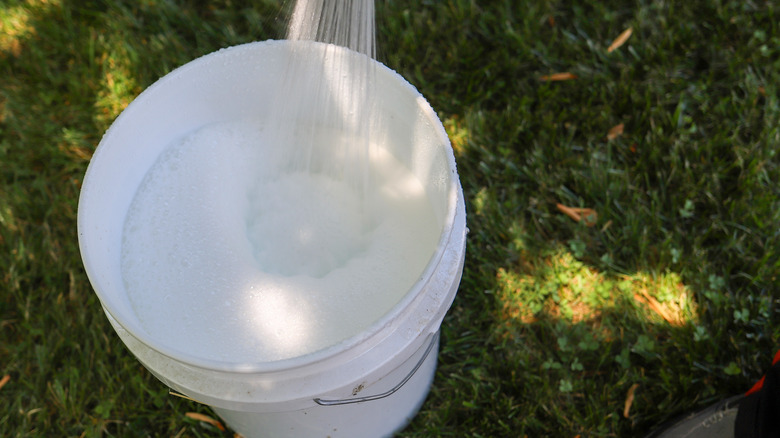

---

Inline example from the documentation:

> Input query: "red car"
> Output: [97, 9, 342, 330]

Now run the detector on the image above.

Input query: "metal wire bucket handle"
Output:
[313, 332, 439, 406]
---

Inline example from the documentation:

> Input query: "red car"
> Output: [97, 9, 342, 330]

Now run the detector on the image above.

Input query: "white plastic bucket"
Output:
[78, 40, 466, 437]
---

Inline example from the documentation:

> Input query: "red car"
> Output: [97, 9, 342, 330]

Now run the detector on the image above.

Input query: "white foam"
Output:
[121, 120, 440, 363]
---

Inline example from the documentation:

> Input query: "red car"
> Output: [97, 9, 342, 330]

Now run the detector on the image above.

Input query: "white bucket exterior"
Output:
[78, 40, 466, 437]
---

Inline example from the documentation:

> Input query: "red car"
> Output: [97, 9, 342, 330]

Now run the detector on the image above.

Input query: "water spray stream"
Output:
[271, 0, 377, 199]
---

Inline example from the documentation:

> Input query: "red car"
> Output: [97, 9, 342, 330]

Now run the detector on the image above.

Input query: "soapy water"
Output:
[246, 172, 370, 278]
[121, 120, 441, 363]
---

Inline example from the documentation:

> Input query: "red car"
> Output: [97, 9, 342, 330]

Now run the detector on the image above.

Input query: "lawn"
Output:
[1, 0, 779, 436]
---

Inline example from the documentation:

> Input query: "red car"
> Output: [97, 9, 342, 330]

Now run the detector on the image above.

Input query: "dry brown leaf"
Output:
[623, 383, 640, 418]
[608, 27, 633, 53]
[607, 123, 625, 140]
[540, 72, 577, 81]
[185, 412, 226, 431]
[556, 203, 598, 227]
[0, 374, 10, 391]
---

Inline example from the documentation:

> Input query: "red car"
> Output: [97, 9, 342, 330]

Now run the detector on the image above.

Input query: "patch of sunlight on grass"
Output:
[472, 187, 489, 216]
[0, 0, 59, 57]
[94, 48, 141, 126]
[496, 247, 698, 328]
[507, 221, 528, 253]
[625, 271, 697, 327]
[58, 127, 94, 163]
[442, 115, 469, 156]
[0, 196, 18, 234]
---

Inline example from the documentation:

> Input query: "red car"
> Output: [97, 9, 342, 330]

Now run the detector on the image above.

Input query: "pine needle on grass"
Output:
[184, 412, 225, 431]
[556, 203, 598, 227]
[608, 27, 633, 53]
[539, 72, 577, 81]
[624, 383, 640, 418]
[607, 123, 625, 140]
[0, 374, 10, 391]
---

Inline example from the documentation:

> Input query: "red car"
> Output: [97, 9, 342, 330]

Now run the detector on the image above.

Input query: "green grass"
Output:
[2, 0, 779, 436]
